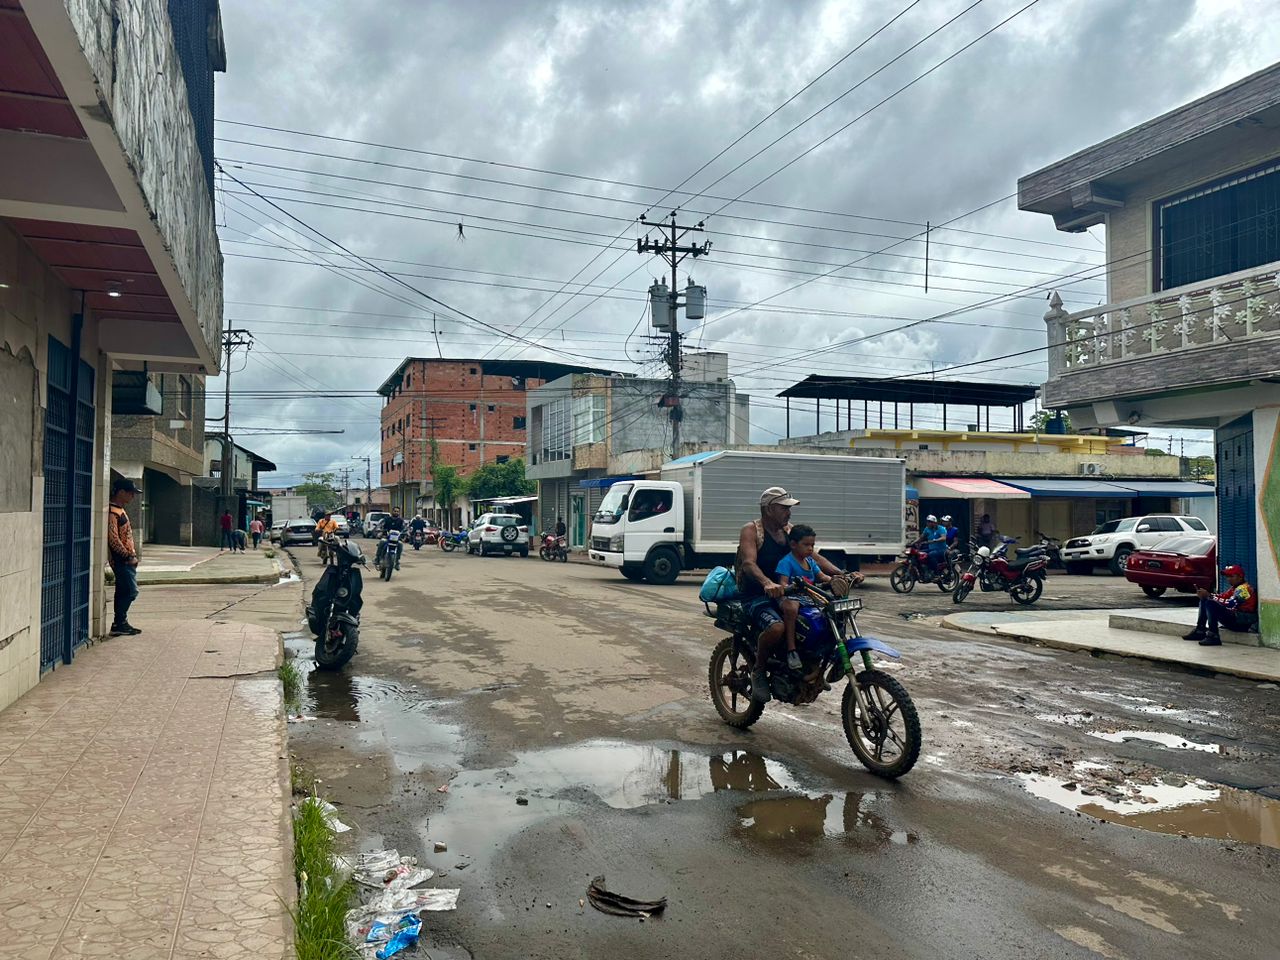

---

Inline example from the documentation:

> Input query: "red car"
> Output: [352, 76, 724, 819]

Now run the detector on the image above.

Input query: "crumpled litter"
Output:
[344, 847, 461, 952]
[587, 875, 667, 918]
[302, 797, 350, 834]
[373, 913, 421, 959]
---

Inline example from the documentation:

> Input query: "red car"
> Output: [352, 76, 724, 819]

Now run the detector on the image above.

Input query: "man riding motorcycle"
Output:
[737, 487, 863, 704]
[376, 507, 407, 568]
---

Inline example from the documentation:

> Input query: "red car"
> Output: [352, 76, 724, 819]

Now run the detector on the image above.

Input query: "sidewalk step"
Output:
[1110, 610, 1261, 647]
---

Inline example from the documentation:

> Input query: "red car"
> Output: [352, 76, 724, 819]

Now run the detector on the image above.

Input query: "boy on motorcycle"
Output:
[774, 523, 833, 671]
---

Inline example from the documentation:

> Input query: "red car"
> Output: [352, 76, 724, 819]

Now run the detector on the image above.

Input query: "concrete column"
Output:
[91, 352, 111, 639]
[1044, 291, 1070, 379]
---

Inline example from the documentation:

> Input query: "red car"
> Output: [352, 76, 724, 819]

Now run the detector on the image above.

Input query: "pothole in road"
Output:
[1019, 768, 1280, 850]
[1085, 730, 1220, 753]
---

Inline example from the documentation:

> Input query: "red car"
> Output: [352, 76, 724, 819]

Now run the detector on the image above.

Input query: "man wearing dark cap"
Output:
[107, 478, 142, 636]
[1184, 564, 1257, 646]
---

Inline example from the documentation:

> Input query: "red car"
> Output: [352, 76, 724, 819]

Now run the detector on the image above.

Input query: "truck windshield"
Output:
[594, 483, 633, 524]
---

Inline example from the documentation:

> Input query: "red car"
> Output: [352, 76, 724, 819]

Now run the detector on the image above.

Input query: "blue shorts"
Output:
[744, 596, 782, 633]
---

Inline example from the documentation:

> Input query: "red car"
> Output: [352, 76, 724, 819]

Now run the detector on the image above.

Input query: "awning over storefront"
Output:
[915, 478, 1030, 500]
[997, 478, 1136, 497]
[1118, 481, 1215, 498]
[997, 478, 1216, 498]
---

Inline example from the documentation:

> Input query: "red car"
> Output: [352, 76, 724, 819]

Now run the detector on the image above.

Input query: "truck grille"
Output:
[1065, 538, 1090, 549]
[592, 537, 612, 552]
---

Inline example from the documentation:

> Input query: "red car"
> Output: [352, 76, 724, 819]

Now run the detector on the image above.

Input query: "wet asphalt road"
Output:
[165, 544, 1280, 958]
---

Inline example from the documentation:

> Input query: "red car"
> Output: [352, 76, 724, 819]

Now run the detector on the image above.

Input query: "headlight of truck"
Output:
[609, 535, 625, 551]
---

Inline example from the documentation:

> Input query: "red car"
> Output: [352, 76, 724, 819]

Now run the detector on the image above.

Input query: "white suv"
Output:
[468, 513, 530, 557]
[1063, 514, 1210, 575]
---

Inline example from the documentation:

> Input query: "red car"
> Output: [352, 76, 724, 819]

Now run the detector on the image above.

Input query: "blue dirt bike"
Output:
[707, 580, 921, 779]
[439, 529, 469, 553]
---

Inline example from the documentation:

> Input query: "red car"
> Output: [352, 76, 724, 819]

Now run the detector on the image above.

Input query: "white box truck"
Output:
[270, 495, 308, 524]
[588, 450, 905, 584]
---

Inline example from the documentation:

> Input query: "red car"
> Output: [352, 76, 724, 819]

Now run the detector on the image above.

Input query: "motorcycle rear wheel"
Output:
[314, 622, 358, 670]
[842, 670, 921, 779]
[441, 539, 456, 552]
[1010, 577, 1043, 605]
[889, 563, 915, 594]
[709, 636, 764, 729]
[936, 565, 957, 592]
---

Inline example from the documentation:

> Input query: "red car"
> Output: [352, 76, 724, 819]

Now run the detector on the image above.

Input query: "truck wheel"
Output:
[643, 548, 680, 585]
[620, 565, 645, 582]
[1109, 547, 1133, 576]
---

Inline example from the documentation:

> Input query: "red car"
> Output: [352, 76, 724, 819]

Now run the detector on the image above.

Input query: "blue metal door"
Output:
[1216, 414, 1256, 589]
[40, 333, 95, 672]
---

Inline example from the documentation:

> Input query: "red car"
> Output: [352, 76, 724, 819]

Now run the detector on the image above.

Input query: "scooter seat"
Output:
[1014, 546, 1046, 557]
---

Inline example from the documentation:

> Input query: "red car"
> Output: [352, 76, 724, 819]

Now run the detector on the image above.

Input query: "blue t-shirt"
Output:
[923, 524, 947, 554]
[776, 553, 820, 584]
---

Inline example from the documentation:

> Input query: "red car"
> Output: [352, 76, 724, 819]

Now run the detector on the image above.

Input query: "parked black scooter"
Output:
[305, 538, 365, 670]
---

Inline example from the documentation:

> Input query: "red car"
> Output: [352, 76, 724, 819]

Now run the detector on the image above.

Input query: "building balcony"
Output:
[0, 0, 225, 371]
[1043, 260, 1280, 428]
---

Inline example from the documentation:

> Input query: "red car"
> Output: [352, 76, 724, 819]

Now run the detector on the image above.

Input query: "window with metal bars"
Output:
[1156, 160, 1280, 290]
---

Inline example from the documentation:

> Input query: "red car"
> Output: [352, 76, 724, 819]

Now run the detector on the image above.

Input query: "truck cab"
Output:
[589, 481, 685, 583]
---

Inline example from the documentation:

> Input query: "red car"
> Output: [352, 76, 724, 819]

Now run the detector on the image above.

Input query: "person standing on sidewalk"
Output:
[249, 515, 265, 549]
[107, 479, 142, 636]
[219, 509, 234, 551]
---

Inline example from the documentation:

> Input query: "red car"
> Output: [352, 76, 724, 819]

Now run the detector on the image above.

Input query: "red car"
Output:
[1124, 535, 1217, 598]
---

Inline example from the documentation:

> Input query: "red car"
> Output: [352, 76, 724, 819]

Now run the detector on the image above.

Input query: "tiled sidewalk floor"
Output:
[0, 620, 292, 959]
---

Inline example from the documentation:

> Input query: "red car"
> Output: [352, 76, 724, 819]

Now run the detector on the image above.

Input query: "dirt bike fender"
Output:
[844, 636, 902, 660]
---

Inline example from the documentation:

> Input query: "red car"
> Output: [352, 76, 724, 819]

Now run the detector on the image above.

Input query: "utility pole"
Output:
[338, 467, 351, 512]
[217, 329, 254, 499]
[351, 456, 373, 512]
[637, 212, 710, 459]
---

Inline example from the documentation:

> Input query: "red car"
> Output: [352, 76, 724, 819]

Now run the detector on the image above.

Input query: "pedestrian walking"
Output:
[249, 515, 264, 549]
[107, 478, 142, 636]
[219, 509, 234, 550]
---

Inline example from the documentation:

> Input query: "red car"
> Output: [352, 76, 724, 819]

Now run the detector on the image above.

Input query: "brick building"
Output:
[377, 358, 608, 514]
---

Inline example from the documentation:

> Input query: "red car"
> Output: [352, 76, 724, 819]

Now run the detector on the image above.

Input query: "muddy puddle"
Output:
[736, 791, 918, 847]
[1020, 770, 1280, 850]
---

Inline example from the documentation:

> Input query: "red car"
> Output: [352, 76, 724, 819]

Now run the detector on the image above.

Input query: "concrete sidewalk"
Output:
[0, 619, 292, 959]
[944, 608, 1280, 682]
[108, 546, 287, 586]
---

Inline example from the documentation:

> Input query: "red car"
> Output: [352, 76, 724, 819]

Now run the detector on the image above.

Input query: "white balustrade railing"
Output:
[1045, 261, 1280, 379]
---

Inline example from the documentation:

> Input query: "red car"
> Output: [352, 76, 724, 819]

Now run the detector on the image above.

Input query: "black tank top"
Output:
[741, 524, 790, 599]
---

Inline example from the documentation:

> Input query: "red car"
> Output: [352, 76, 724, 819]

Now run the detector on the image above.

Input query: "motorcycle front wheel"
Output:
[314, 622, 358, 671]
[382, 560, 393, 581]
[842, 670, 921, 779]
[708, 636, 764, 730]
[952, 582, 973, 604]
[1010, 577, 1043, 605]
[889, 563, 915, 594]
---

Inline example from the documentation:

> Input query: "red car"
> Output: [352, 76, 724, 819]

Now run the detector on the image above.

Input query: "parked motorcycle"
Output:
[539, 533, 569, 562]
[376, 529, 403, 581]
[305, 538, 365, 670]
[1034, 530, 1064, 568]
[890, 539, 956, 593]
[707, 581, 921, 779]
[953, 537, 1049, 605]
[439, 529, 468, 553]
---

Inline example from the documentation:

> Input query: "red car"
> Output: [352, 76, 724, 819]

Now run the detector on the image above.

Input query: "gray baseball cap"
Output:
[760, 486, 799, 508]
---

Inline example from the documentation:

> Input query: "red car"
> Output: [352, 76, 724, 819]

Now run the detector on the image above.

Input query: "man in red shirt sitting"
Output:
[1184, 564, 1257, 647]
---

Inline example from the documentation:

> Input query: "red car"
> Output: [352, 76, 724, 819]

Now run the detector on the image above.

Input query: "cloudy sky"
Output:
[209, 0, 1277, 487]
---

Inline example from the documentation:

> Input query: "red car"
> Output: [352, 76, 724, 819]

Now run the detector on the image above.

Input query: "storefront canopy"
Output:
[915, 478, 1030, 500]
[996, 478, 1213, 498]
[1117, 481, 1215, 498]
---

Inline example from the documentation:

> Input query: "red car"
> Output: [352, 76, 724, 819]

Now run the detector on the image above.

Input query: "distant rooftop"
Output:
[777, 375, 1038, 407]
[377, 357, 615, 396]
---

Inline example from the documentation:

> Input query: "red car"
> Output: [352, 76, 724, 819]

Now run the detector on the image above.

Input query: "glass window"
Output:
[1148, 517, 1183, 532]
[594, 483, 633, 525]
[628, 489, 673, 521]
[542, 398, 570, 462]
[1156, 161, 1280, 290]
[513, 415, 527, 430]
[1183, 517, 1209, 531]
[487, 404, 495, 413]
[1092, 518, 1137, 535]
[572, 393, 607, 444]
